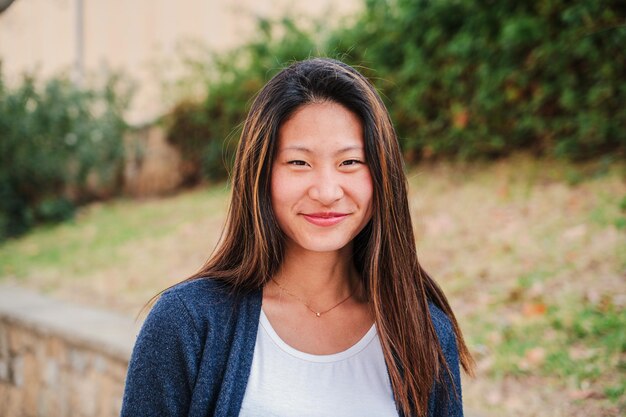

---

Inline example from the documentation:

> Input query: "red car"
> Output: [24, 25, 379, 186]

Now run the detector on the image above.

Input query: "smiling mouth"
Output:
[302, 212, 349, 226]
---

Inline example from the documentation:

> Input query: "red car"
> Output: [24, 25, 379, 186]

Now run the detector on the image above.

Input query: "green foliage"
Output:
[166, 0, 625, 176]
[331, 0, 626, 161]
[0, 68, 131, 241]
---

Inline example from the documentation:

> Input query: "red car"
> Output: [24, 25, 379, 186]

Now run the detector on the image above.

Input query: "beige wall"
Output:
[0, 0, 359, 123]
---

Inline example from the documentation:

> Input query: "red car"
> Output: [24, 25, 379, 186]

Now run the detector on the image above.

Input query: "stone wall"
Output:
[0, 286, 139, 417]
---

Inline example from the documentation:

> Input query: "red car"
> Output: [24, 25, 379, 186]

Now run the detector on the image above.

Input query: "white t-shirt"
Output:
[239, 309, 400, 417]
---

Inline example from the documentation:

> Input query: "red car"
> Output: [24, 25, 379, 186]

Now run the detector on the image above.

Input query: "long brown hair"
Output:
[186, 58, 474, 415]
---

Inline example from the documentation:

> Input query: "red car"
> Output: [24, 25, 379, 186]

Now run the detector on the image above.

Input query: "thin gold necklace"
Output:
[271, 278, 354, 318]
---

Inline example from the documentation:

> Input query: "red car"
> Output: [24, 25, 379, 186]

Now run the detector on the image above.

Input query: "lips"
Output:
[301, 212, 349, 227]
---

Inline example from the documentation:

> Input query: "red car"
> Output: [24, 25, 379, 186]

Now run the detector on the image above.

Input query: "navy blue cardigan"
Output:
[121, 278, 463, 417]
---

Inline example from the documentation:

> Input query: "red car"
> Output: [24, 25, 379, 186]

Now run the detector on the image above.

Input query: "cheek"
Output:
[270, 167, 301, 229]
[270, 168, 293, 207]
[271, 167, 310, 205]
[358, 171, 374, 212]
[270, 170, 284, 221]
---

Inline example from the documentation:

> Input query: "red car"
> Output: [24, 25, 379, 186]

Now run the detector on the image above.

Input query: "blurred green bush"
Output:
[0, 67, 131, 240]
[167, 0, 625, 179]
[332, 0, 626, 162]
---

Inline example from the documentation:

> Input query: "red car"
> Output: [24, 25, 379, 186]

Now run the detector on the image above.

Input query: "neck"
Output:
[275, 243, 357, 302]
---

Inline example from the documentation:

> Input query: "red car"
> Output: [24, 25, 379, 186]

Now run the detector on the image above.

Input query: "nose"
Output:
[308, 168, 344, 205]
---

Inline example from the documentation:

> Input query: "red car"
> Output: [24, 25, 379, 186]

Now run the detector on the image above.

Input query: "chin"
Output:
[290, 237, 353, 254]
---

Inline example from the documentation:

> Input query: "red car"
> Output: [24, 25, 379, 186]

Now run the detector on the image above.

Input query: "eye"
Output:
[340, 159, 364, 166]
[288, 160, 309, 166]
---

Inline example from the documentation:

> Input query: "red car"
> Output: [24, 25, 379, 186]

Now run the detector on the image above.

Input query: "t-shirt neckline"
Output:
[259, 308, 377, 363]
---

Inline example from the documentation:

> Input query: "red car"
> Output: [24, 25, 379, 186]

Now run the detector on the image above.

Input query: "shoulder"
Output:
[152, 278, 262, 337]
[427, 302, 457, 358]
[427, 302, 453, 338]
[123, 279, 252, 415]
[161, 277, 238, 308]
[427, 302, 464, 416]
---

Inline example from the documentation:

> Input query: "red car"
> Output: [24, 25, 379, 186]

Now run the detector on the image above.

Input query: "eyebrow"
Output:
[279, 145, 364, 155]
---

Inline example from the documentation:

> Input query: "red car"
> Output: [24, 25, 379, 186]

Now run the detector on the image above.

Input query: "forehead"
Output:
[277, 102, 364, 151]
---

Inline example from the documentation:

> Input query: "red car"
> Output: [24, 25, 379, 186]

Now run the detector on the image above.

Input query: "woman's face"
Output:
[271, 101, 373, 255]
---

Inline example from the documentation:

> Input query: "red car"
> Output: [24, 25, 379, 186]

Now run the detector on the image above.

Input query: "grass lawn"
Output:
[1, 152, 624, 416]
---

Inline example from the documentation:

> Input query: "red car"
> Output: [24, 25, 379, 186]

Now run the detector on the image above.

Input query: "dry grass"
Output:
[1, 152, 624, 416]
[408, 153, 625, 416]
[0, 185, 230, 314]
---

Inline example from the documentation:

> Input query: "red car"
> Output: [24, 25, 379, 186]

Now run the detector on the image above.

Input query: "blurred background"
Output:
[0, 0, 624, 416]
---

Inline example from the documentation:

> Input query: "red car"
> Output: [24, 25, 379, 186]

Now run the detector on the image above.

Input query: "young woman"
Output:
[121, 58, 474, 417]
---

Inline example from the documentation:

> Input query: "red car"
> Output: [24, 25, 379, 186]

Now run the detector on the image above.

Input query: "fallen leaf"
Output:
[519, 347, 546, 370]
[522, 302, 547, 317]
[525, 347, 546, 365]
